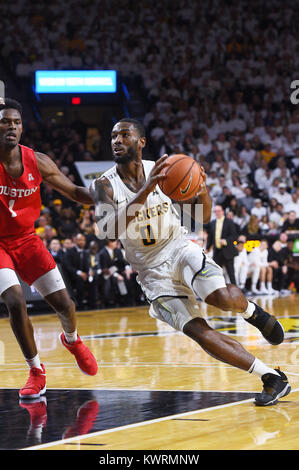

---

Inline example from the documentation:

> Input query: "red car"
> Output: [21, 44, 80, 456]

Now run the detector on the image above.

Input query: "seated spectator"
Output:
[274, 183, 292, 207]
[219, 160, 234, 181]
[64, 233, 94, 310]
[48, 237, 74, 297]
[78, 208, 95, 235]
[251, 199, 267, 220]
[226, 196, 239, 215]
[232, 159, 251, 183]
[261, 143, 276, 164]
[197, 132, 212, 156]
[115, 240, 145, 305]
[266, 221, 280, 240]
[48, 238, 63, 264]
[239, 141, 256, 166]
[98, 240, 131, 307]
[233, 205, 250, 231]
[241, 214, 262, 240]
[238, 187, 255, 212]
[280, 211, 299, 238]
[284, 191, 299, 218]
[57, 207, 79, 239]
[247, 239, 277, 295]
[259, 215, 270, 236]
[254, 159, 269, 190]
[268, 201, 284, 227]
[281, 239, 299, 293]
[229, 174, 246, 200]
[49, 198, 63, 227]
[268, 240, 290, 293]
[234, 239, 249, 291]
[86, 240, 102, 309]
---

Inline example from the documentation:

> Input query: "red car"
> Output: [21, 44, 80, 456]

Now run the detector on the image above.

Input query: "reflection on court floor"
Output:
[0, 389, 257, 449]
[0, 295, 298, 450]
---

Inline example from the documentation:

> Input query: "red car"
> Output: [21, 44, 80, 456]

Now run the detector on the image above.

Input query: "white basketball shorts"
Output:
[137, 240, 227, 331]
[0, 266, 66, 298]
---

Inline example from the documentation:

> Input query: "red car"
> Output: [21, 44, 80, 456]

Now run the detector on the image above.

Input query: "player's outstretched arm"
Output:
[35, 152, 94, 205]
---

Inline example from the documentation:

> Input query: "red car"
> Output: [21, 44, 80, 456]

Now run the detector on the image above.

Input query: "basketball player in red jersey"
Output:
[0, 98, 98, 399]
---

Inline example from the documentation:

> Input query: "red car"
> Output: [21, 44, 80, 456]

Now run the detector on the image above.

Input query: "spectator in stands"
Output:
[284, 191, 299, 218]
[251, 199, 267, 220]
[282, 239, 299, 293]
[239, 141, 256, 166]
[268, 240, 290, 294]
[64, 233, 92, 310]
[280, 211, 299, 237]
[48, 238, 63, 264]
[248, 240, 277, 295]
[259, 215, 270, 236]
[98, 240, 130, 307]
[238, 187, 255, 212]
[86, 240, 102, 309]
[206, 204, 238, 284]
[242, 214, 262, 240]
[234, 239, 249, 292]
[274, 183, 293, 207]
[57, 207, 78, 239]
[234, 205, 250, 231]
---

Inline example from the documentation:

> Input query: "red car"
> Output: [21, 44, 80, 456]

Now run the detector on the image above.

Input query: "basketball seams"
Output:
[160, 156, 191, 193]
[177, 166, 202, 201]
[159, 154, 203, 201]
[165, 160, 195, 198]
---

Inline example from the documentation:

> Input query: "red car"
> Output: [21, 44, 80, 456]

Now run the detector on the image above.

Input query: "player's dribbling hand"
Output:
[195, 165, 208, 197]
[144, 154, 169, 194]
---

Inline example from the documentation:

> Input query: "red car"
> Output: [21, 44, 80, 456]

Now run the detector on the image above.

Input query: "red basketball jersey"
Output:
[0, 145, 42, 239]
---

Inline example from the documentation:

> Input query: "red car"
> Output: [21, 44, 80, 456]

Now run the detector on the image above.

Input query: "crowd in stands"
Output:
[38, 204, 145, 310]
[1, 0, 299, 306]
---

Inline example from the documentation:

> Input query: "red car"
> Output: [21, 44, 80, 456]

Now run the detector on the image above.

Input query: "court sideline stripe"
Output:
[23, 389, 299, 451]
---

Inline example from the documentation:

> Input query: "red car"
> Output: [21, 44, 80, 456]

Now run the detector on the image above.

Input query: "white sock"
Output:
[64, 330, 78, 343]
[25, 354, 42, 370]
[267, 282, 272, 290]
[260, 281, 266, 290]
[248, 358, 280, 377]
[238, 300, 255, 319]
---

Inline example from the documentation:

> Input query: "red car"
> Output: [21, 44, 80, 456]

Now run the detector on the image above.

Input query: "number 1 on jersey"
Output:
[8, 199, 17, 218]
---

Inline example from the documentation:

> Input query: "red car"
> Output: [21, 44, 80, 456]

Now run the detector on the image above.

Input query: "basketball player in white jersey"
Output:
[90, 118, 290, 406]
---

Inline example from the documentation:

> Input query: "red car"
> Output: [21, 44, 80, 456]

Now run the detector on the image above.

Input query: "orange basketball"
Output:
[158, 154, 203, 201]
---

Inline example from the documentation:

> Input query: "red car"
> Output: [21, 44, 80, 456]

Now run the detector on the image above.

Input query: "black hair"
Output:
[0, 98, 22, 115]
[118, 118, 145, 138]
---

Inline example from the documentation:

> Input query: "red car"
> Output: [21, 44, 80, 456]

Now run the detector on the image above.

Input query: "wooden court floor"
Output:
[0, 294, 298, 451]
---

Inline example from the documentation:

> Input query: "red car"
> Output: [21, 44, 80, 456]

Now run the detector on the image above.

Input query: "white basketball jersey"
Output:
[98, 160, 187, 271]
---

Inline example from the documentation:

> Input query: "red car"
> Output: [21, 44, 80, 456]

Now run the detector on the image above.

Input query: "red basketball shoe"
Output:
[19, 364, 46, 399]
[59, 333, 98, 376]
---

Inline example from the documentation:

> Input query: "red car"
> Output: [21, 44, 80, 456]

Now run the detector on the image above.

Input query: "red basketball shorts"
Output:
[0, 232, 56, 286]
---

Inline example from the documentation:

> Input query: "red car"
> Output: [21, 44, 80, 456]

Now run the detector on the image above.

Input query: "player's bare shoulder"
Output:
[34, 151, 56, 176]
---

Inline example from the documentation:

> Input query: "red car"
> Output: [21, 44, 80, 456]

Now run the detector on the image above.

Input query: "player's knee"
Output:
[56, 297, 75, 316]
[205, 285, 247, 311]
[4, 288, 27, 315]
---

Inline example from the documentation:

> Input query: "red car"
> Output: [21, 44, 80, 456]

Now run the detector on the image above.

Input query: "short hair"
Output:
[0, 98, 22, 115]
[118, 118, 145, 138]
